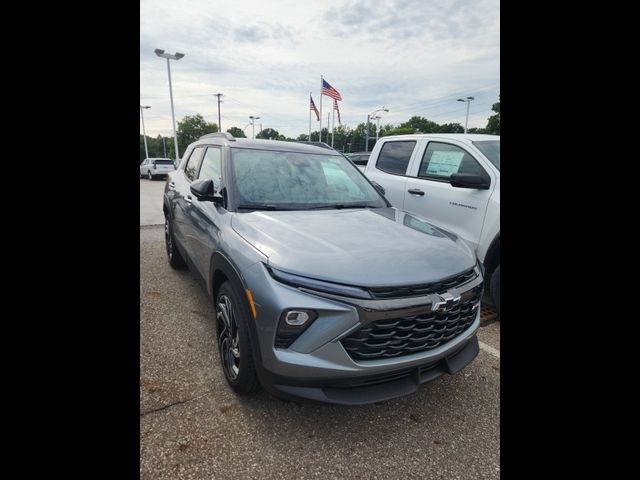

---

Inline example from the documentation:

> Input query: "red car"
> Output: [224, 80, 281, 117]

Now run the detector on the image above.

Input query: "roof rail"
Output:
[199, 132, 236, 141]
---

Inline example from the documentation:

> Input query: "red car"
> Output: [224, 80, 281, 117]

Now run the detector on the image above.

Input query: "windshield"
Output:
[472, 141, 500, 170]
[230, 148, 386, 210]
[153, 159, 174, 166]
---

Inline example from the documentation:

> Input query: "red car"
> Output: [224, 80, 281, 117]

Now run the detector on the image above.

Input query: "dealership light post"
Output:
[457, 96, 474, 133]
[249, 116, 260, 139]
[155, 48, 185, 161]
[213, 93, 223, 132]
[140, 105, 151, 159]
[369, 107, 389, 147]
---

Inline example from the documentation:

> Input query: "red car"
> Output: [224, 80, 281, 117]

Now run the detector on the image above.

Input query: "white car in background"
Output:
[140, 158, 176, 180]
[362, 134, 501, 312]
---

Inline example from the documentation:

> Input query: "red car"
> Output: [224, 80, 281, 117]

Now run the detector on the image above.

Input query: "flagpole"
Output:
[327, 112, 330, 145]
[309, 93, 312, 141]
[319, 75, 323, 143]
[331, 105, 335, 148]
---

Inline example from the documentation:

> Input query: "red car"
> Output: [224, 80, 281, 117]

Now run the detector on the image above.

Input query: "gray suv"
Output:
[163, 133, 484, 405]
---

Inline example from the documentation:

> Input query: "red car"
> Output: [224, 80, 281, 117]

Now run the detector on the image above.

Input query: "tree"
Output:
[327, 125, 353, 152]
[485, 96, 500, 135]
[176, 114, 218, 157]
[227, 126, 246, 138]
[155, 135, 169, 157]
[399, 116, 439, 133]
[256, 128, 280, 140]
[380, 126, 416, 137]
[437, 123, 464, 133]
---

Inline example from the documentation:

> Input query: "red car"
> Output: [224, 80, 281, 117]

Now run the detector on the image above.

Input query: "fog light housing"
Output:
[285, 310, 311, 326]
[275, 309, 318, 349]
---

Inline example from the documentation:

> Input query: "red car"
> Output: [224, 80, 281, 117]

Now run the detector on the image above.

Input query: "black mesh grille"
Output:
[341, 292, 480, 361]
[368, 269, 476, 299]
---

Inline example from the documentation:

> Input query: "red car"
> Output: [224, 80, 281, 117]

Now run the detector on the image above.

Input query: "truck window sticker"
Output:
[425, 150, 464, 177]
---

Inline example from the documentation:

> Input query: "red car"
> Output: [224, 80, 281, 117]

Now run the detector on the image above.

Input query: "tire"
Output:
[215, 281, 259, 395]
[490, 264, 500, 315]
[164, 216, 186, 268]
[147, 171, 153, 180]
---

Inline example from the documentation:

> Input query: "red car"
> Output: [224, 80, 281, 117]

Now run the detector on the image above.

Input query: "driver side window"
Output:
[184, 147, 205, 182]
[418, 142, 485, 179]
[197, 147, 222, 184]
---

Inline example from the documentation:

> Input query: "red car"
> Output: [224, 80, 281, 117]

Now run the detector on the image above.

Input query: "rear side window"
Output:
[184, 147, 205, 181]
[198, 147, 222, 184]
[376, 141, 416, 175]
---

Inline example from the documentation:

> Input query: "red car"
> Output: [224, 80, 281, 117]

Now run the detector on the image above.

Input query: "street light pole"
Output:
[155, 49, 185, 161]
[365, 114, 370, 152]
[373, 116, 382, 142]
[249, 116, 260, 139]
[369, 106, 389, 148]
[140, 105, 151, 159]
[457, 96, 475, 133]
[213, 93, 223, 132]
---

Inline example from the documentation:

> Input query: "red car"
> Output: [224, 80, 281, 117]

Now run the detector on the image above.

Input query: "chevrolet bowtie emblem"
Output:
[431, 292, 461, 313]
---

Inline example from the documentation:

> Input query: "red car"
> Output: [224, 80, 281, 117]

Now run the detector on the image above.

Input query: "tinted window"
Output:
[198, 147, 222, 183]
[230, 149, 385, 208]
[418, 142, 485, 179]
[473, 140, 500, 170]
[154, 159, 174, 165]
[376, 141, 416, 175]
[184, 147, 205, 181]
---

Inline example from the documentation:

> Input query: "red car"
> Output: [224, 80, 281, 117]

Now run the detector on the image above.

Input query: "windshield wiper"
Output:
[306, 204, 377, 210]
[237, 204, 294, 211]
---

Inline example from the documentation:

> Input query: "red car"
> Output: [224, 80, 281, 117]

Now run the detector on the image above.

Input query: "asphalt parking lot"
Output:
[140, 176, 167, 225]
[140, 179, 500, 479]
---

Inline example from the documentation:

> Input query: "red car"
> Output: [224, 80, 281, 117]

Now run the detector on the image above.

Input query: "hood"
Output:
[231, 207, 476, 287]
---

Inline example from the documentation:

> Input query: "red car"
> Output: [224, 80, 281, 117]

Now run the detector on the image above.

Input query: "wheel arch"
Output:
[209, 252, 263, 368]
[208, 252, 248, 302]
[484, 233, 500, 276]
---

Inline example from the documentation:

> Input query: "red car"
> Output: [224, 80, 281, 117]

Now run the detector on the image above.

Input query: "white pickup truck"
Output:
[363, 134, 500, 312]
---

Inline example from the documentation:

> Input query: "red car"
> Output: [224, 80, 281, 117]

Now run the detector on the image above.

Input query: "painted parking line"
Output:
[479, 341, 500, 359]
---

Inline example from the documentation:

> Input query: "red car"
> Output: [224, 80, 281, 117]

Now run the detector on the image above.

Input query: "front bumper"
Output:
[264, 335, 479, 405]
[241, 262, 483, 405]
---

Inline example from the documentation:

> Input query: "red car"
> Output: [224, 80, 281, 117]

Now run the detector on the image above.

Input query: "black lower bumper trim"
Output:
[264, 335, 479, 405]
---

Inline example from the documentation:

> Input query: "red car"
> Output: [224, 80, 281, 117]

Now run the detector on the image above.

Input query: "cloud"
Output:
[232, 23, 297, 43]
[139, 0, 499, 139]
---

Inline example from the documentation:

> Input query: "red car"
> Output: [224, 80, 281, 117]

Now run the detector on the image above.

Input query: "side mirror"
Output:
[371, 181, 386, 196]
[450, 173, 490, 190]
[190, 178, 224, 204]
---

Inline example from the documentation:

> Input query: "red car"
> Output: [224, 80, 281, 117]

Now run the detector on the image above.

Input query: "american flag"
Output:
[333, 99, 341, 125]
[322, 79, 342, 101]
[310, 95, 320, 121]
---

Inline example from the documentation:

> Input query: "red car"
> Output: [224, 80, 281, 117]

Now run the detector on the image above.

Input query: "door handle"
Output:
[168, 181, 176, 190]
[185, 195, 193, 204]
[407, 189, 425, 196]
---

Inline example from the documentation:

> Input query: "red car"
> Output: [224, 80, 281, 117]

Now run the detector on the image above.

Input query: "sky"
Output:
[140, 0, 499, 140]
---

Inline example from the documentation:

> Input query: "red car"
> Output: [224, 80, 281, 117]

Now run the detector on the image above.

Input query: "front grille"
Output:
[341, 292, 480, 361]
[368, 268, 476, 299]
